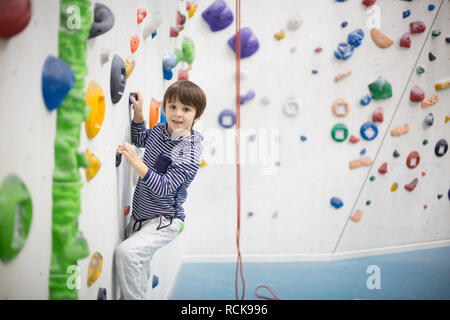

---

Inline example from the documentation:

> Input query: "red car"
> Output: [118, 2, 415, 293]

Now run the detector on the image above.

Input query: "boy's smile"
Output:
[163, 98, 198, 137]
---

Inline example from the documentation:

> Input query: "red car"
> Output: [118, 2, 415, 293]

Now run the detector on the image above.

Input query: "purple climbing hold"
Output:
[218, 109, 236, 128]
[331, 197, 343, 209]
[240, 90, 255, 105]
[42, 55, 75, 111]
[228, 27, 259, 58]
[202, 0, 233, 32]
[341, 21, 348, 28]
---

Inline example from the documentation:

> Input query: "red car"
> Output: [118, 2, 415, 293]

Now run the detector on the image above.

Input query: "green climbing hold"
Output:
[366, 200, 371, 206]
[331, 123, 349, 142]
[423, 139, 428, 146]
[416, 66, 425, 75]
[368, 76, 392, 100]
[175, 36, 195, 65]
[0, 175, 33, 262]
[431, 29, 441, 37]
[370, 175, 375, 181]
[178, 223, 185, 235]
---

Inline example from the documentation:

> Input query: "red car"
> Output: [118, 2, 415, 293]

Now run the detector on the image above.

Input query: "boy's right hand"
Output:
[130, 90, 144, 122]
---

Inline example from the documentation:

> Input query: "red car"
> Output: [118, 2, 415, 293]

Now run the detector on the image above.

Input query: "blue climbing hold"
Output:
[152, 275, 159, 289]
[330, 197, 343, 209]
[218, 109, 236, 128]
[428, 4, 435, 11]
[360, 94, 372, 106]
[152, 31, 157, 39]
[300, 135, 307, 141]
[347, 29, 364, 47]
[360, 122, 378, 141]
[162, 52, 178, 80]
[334, 42, 354, 60]
[360, 148, 367, 155]
[129, 93, 137, 106]
[403, 10, 411, 19]
[42, 55, 75, 111]
[160, 105, 167, 124]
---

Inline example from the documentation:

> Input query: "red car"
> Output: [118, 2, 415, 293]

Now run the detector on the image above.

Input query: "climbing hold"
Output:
[177, 10, 186, 26]
[240, 90, 255, 105]
[402, 10, 411, 19]
[152, 275, 159, 289]
[148, 98, 161, 129]
[178, 69, 189, 81]
[399, 33, 412, 48]
[124, 206, 130, 216]
[393, 150, 400, 158]
[87, 252, 103, 287]
[85, 149, 101, 181]
[347, 29, 365, 48]
[202, 0, 233, 32]
[334, 42, 354, 60]
[175, 36, 195, 65]
[434, 79, 450, 91]
[283, 97, 301, 117]
[272, 211, 279, 219]
[287, 15, 302, 30]
[115, 149, 122, 167]
[341, 21, 348, 28]
[332, 98, 350, 117]
[247, 212, 254, 217]
[162, 52, 178, 80]
[406, 151, 420, 169]
[366, 200, 371, 206]
[410, 21, 426, 34]
[315, 47, 322, 53]
[159, 104, 167, 124]
[170, 25, 184, 38]
[416, 66, 425, 75]
[350, 210, 363, 222]
[228, 27, 259, 58]
[372, 107, 384, 122]
[330, 197, 343, 209]
[125, 55, 135, 79]
[369, 175, 375, 181]
[143, 11, 162, 39]
[129, 93, 137, 106]
[362, 0, 376, 7]
[360, 122, 378, 141]
[331, 123, 349, 142]
[97, 288, 107, 300]
[137, 8, 147, 24]
[274, 30, 286, 40]
[349, 156, 372, 169]
[428, 4, 435, 11]
[368, 76, 392, 100]
[218, 109, 236, 128]
[424, 113, 434, 126]
[421, 171, 426, 177]
[188, 3, 199, 18]
[360, 94, 372, 106]
[446, 36, 450, 43]
[349, 135, 360, 143]
[432, 29, 441, 37]
[446, 116, 450, 123]
[360, 148, 367, 156]
[334, 71, 351, 82]
[428, 52, 436, 61]
[370, 28, 393, 48]
[423, 139, 428, 146]
[42, 56, 75, 111]
[100, 48, 110, 64]
[300, 136, 307, 142]
[312, 69, 318, 74]
[421, 95, 438, 108]
[0, 175, 33, 262]
[437, 194, 442, 199]
[0, 0, 32, 39]
[130, 34, 140, 53]
[390, 124, 409, 137]
[378, 162, 387, 174]
[199, 160, 207, 168]
[391, 182, 398, 192]
[89, 3, 115, 39]
[85, 81, 105, 139]
[404, 178, 418, 192]
[110, 54, 126, 104]
[410, 85, 425, 102]
[260, 96, 270, 105]
[434, 139, 448, 157]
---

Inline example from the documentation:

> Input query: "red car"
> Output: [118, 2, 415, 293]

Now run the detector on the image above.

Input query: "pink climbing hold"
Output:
[349, 135, 360, 143]
[410, 21, 426, 34]
[372, 107, 384, 122]
[410, 85, 425, 102]
[378, 162, 388, 174]
[400, 33, 411, 48]
[177, 11, 186, 26]
[170, 25, 184, 37]
[404, 178, 418, 191]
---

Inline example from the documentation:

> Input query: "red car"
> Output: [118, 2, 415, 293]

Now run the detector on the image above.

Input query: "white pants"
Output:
[114, 215, 183, 300]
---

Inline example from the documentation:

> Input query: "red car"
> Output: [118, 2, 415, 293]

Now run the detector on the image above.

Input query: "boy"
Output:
[114, 80, 206, 300]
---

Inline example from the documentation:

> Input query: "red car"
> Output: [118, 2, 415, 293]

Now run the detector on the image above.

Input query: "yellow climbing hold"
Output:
[434, 79, 450, 91]
[87, 251, 103, 287]
[125, 55, 135, 79]
[188, 4, 198, 18]
[391, 182, 398, 192]
[85, 149, 101, 181]
[274, 30, 286, 40]
[445, 115, 449, 123]
[85, 81, 105, 139]
[200, 159, 207, 168]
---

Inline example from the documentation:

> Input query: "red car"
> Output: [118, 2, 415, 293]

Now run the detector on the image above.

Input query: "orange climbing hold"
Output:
[85, 149, 101, 181]
[85, 81, 105, 139]
[391, 124, 409, 136]
[349, 156, 372, 169]
[370, 28, 393, 48]
[274, 30, 286, 40]
[421, 95, 439, 108]
[130, 34, 140, 53]
[137, 8, 147, 24]
[332, 98, 350, 117]
[350, 210, 363, 222]
[334, 71, 351, 82]
[149, 98, 161, 129]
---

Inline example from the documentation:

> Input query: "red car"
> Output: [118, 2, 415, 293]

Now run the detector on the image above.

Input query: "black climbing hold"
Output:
[97, 288, 107, 300]
[434, 139, 448, 157]
[446, 36, 450, 43]
[424, 113, 434, 126]
[437, 194, 442, 199]
[110, 54, 126, 104]
[115, 150, 122, 167]
[89, 3, 115, 39]
[393, 150, 400, 158]
[428, 52, 436, 61]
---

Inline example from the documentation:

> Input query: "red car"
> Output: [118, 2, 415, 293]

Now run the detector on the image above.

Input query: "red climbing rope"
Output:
[234, 0, 278, 301]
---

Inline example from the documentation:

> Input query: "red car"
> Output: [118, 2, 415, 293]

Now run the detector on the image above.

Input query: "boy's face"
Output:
[163, 97, 198, 137]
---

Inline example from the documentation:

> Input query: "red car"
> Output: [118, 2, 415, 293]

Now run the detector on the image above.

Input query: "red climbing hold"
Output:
[124, 206, 130, 216]
[130, 34, 140, 53]
[406, 151, 420, 169]
[372, 107, 384, 122]
[378, 162, 388, 174]
[315, 47, 322, 53]
[410, 21, 426, 34]
[177, 11, 186, 26]
[362, 0, 376, 7]
[410, 85, 425, 102]
[0, 0, 32, 39]
[170, 25, 184, 38]
[400, 33, 412, 48]
[349, 135, 360, 143]
[137, 8, 147, 24]
[404, 178, 418, 191]
[178, 69, 189, 81]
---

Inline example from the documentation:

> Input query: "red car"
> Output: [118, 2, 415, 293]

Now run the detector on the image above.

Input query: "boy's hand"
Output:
[130, 90, 144, 123]
[117, 143, 149, 179]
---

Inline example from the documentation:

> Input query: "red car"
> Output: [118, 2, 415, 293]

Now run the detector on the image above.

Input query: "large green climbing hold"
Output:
[0, 174, 33, 262]
[175, 36, 195, 65]
[368, 76, 392, 100]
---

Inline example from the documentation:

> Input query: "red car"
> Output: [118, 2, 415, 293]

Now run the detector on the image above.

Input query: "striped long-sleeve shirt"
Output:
[130, 120, 203, 222]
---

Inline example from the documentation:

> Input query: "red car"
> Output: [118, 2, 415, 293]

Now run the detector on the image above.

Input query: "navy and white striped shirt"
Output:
[130, 121, 203, 222]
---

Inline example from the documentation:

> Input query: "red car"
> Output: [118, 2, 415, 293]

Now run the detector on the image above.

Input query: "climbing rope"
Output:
[234, 0, 278, 301]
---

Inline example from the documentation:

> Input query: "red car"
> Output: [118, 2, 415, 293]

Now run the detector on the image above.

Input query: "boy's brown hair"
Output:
[163, 80, 206, 121]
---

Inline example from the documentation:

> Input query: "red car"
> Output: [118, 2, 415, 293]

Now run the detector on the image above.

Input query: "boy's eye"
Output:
[184, 108, 190, 112]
